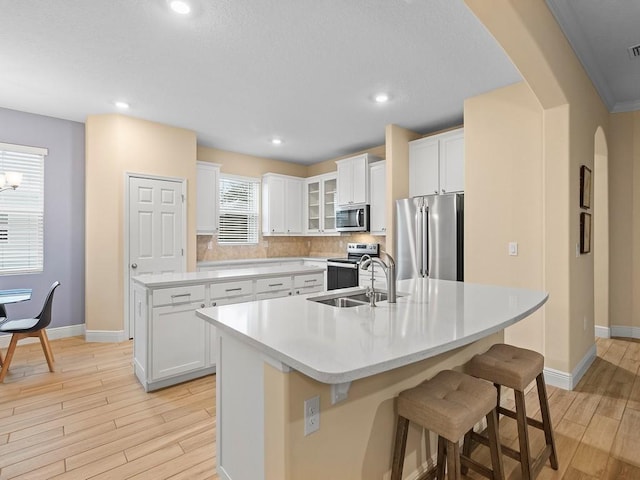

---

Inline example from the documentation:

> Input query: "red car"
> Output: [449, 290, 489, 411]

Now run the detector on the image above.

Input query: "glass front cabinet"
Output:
[305, 173, 337, 235]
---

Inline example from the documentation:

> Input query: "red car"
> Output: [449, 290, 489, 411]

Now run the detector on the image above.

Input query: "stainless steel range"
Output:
[326, 243, 379, 290]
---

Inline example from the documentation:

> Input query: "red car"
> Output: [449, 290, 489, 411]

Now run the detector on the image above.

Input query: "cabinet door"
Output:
[306, 180, 321, 233]
[369, 162, 386, 234]
[285, 178, 303, 234]
[439, 130, 465, 194]
[409, 138, 439, 197]
[336, 160, 353, 206]
[322, 175, 337, 233]
[264, 176, 285, 233]
[351, 157, 368, 205]
[196, 162, 219, 234]
[151, 302, 207, 381]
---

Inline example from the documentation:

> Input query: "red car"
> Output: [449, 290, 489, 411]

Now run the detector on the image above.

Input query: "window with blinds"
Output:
[0, 143, 47, 275]
[218, 174, 260, 244]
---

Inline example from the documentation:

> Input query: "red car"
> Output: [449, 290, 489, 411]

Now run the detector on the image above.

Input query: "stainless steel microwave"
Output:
[336, 205, 370, 232]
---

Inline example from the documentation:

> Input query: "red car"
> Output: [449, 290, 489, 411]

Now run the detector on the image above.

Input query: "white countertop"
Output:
[197, 256, 328, 268]
[196, 278, 548, 384]
[132, 264, 325, 288]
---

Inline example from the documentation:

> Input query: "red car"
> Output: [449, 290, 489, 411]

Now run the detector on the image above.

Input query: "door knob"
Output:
[131, 263, 138, 269]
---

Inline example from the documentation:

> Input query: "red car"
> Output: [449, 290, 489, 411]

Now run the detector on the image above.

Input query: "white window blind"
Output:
[0, 143, 47, 275]
[218, 175, 260, 244]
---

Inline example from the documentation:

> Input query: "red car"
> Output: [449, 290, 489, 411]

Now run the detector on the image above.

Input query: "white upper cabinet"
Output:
[369, 161, 386, 235]
[196, 162, 221, 234]
[305, 172, 337, 235]
[336, 153, 379, 206]
[262, 173, 304, 235]
[409, 128, 464, 197]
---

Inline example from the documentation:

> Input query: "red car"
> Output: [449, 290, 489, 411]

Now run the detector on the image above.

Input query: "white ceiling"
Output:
[547, 0, 640, 113]
[1, 0, 526, 165]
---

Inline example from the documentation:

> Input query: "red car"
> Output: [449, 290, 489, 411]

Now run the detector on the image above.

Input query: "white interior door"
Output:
[127, 175, 186, 338]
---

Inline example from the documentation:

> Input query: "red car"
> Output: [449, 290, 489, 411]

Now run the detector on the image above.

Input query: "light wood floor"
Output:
[0, 336, 217, 479]
[0, 336, 639, 479]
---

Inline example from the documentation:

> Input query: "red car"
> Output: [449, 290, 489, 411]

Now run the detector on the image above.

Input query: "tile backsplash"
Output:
[197, 234, 386, 262]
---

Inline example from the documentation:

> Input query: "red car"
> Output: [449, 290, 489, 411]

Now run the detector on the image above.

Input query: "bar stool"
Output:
[391, 370, 504, 480]
[465, 344, 558, 480]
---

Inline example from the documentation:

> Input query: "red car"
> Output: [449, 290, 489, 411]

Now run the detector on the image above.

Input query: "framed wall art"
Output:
[580, 165, 592, 209]
[580, 212, 591, 254]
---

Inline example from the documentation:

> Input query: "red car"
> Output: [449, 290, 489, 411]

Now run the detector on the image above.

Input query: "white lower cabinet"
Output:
[134, 283, 214, 392]
[293, 272, 324, 295]
[151, 301, 207, 380]
[133, 268, 325, 391]
[255, 276, 292, 300]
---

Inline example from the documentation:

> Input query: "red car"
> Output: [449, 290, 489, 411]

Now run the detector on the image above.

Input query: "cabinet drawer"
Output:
[256, 290, 292, 301]
[153, 285, 206, 307]
[294, 284, 323, 295]
[255, 276, 292, 293]
[294, 272, 324, 289]
[211, 280, 254, 299]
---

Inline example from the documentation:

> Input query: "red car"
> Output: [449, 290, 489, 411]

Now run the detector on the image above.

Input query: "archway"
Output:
[594, 127, 609, 337]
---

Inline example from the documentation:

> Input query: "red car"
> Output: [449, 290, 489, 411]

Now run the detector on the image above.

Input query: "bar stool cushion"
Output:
[467, 343, 544, 391]
[397, 370, 496, 441]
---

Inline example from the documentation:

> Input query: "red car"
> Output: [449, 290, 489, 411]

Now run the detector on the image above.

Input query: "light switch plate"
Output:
[508, 242, 518, 256]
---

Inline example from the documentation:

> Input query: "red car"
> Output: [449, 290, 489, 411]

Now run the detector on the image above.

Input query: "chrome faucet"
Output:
[359, 252, 397, 304]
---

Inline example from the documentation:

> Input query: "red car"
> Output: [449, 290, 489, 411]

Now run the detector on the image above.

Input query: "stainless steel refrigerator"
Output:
[395, 193, 464, 281]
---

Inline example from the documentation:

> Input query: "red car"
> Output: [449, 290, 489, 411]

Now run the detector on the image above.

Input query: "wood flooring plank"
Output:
[89, 443, 185, 480]
[50, 452, 128, 480]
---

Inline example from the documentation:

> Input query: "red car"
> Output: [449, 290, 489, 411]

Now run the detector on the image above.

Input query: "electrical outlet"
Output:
[304, 396, 320, 436]
[508, 242, 518, 256]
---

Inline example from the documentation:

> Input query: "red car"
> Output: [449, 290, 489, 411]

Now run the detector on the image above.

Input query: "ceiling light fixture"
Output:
[114, 101, 130, 109]
[169, 0, 191, 15]
[0, 172, 23, 193]
[374, 93, 390, 103]
[271, 138, 283, 145]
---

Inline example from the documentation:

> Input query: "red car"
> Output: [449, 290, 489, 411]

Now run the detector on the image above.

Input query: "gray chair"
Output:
[0, 281, 60, 382]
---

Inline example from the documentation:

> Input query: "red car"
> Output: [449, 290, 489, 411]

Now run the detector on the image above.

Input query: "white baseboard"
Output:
[594, 325, 610, 338]
[0, 324, 85, 348]
[610, 325, 640, 339]
[85, 330, 128, 343]
[543, 343, 597, 391]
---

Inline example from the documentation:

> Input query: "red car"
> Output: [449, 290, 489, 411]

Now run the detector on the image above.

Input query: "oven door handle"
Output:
[327, 262, 358, 269]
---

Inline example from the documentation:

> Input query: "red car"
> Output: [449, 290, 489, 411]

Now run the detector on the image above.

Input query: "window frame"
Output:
[0, 142, 48, 276]
[217, 173, 261, 246]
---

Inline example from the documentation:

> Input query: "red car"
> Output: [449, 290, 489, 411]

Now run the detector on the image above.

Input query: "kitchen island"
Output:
[196, 277, 548, 480]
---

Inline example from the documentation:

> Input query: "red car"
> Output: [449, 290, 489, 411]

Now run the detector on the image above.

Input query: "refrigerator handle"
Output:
[416, 206, 423, 276]
[423, 206, 429, 277]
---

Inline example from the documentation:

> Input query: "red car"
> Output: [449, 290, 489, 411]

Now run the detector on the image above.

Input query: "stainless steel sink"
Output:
[313, 297, 367, 308]
[307, 289, 399, 308]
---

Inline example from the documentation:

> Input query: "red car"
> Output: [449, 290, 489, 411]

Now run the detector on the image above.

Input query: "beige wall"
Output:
[464, 82, 545, 353]
[609, 112, 640, 330]
[385, 125, 421, 257]
[264, 333, 502, 479]
[466, 0, 610, 372]
[197, 146, 307, 178]
[85, 114, 197, 332]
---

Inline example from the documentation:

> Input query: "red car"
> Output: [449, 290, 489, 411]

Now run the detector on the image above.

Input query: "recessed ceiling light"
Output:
[271, 138, 283, 145]
[114, 101, 130, 109]
[374, 93, 390, 103]
[169, 0, 191, 15]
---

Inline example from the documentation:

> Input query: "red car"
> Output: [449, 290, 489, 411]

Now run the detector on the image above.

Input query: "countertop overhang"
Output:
[196, 278, 548, 384]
